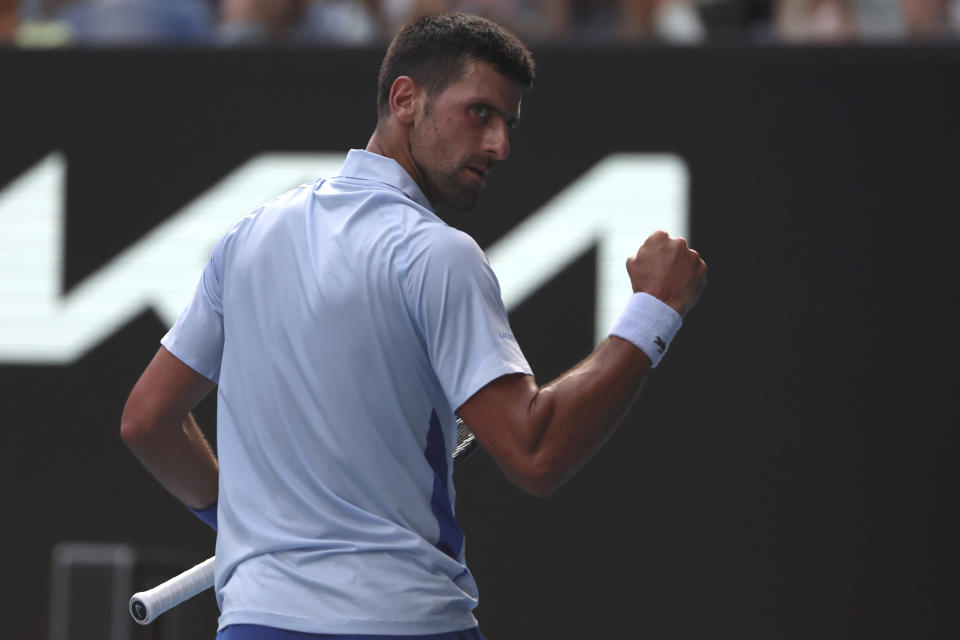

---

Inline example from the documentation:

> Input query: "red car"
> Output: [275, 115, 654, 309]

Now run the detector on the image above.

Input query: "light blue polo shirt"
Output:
[161, 149, 531, 635]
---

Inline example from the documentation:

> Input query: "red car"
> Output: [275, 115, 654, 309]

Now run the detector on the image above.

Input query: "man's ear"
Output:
[389, 76, 421, 125]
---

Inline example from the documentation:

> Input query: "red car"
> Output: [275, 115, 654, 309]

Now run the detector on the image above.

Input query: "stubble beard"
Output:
[436, 170, 481, 212]
[410, 125, 481, 212]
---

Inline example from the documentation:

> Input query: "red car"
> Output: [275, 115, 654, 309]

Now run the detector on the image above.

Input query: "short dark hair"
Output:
[376, 12, 535, 118]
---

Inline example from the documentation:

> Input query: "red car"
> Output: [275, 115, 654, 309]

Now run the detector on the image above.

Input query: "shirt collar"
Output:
[338, 149, 434, 212]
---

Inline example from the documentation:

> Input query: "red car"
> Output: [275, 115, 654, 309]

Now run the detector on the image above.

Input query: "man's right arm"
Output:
[457, 231, 706, 497]
[121, 346, 219, 510]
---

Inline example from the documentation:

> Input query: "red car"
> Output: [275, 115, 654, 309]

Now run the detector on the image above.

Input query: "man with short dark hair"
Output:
[122, 12, 706, 640]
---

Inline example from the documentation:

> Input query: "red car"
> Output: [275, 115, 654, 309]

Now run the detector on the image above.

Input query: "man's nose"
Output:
[484, 121, 510, 161]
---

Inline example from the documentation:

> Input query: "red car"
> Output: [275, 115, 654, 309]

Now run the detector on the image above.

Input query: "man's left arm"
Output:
[121, 346, 219, 510]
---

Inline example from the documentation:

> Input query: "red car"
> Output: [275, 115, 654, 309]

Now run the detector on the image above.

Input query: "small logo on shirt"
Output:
[654, 336, 667, 353]
[498, 330, 516, 341]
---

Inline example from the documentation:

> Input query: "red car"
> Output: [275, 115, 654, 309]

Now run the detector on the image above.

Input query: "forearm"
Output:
[122, 411, 219, 509]
[462, 232, 706, 496]
[460, 337, 651, 496]
[525, 336, 650, 490]
[121, 346, 220, 508]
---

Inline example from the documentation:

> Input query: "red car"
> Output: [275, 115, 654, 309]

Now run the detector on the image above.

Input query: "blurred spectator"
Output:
[449, 0, 537, 39]
[217, 0, 388, 45]
[696, 0, 777, 41]
[621, 0, 706, 42]
[854, 0, 905, 39]
[901, 0, 958, 39]
[775, 0, 959, 42]
[24, 0, 215, 45]
[296, 0, 381, 44]
[8, 0, 960, 46]
[368, 0, 705, 45]
[776, 0, 857, 41]
[217, 0, 305, 44]
[526, 0, 705, 43]
[1, 0, 16, 42]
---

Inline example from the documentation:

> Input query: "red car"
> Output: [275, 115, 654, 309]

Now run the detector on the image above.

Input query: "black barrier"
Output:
[1, 46, 956, 640]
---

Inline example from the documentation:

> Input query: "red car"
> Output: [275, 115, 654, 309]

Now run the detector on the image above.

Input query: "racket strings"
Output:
[452, 417, 478, 467]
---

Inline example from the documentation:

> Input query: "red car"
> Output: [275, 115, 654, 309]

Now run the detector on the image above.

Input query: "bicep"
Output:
[457, 372, 547, 485]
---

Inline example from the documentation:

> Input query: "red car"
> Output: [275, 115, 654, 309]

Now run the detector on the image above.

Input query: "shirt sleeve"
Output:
[160, 236, 227, 384]
[406, 227, 532, 411]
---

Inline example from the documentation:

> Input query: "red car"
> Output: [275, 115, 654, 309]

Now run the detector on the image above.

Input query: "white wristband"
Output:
[609, 292, 683, 367]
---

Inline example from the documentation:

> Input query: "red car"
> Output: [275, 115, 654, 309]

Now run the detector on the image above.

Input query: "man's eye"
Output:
[472, 105, 489, 118]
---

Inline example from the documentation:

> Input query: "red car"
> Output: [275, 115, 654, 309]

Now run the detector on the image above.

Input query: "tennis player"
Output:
[121, 12, 706, 640]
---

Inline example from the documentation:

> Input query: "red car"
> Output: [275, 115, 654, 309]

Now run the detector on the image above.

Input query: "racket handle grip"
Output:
[129, 556, 215, 625]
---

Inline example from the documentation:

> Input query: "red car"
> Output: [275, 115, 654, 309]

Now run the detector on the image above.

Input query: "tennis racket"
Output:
[129, 417, 479, 625]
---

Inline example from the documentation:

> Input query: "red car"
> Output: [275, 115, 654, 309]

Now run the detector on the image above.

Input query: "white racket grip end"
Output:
[129, 556, 216, 625]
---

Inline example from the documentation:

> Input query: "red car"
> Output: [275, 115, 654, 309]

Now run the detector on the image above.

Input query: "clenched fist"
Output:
[626, 231, 707, 317]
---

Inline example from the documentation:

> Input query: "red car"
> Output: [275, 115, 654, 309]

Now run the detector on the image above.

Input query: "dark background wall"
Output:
[0, 46, 956, 639]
